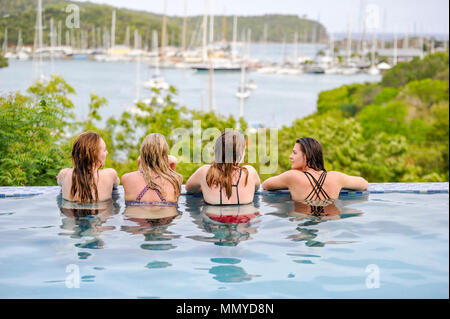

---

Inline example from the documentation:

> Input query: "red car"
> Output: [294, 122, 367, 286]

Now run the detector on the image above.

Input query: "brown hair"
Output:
[139, 133, 182, 199]
[70, 131, 102, 203]
[296, 137, 325, 171]
[206, 130, 249, 199]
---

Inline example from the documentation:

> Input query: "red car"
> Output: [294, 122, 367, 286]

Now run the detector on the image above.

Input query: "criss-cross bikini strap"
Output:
[136, 174, 165, 202]
[305, 171, 328, 200]
[304, 171, 330, 201]
[136, 185, 151, 202]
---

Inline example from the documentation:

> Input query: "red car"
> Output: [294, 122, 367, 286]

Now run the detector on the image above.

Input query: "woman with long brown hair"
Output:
[186, 130, 260, 205]
[262, 137, 368, 201]
[57, 131, 119, 203]
[122, 133, 183, 205]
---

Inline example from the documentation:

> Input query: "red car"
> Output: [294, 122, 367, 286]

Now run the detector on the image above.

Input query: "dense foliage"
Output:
[0, 0, 326, 48]
[0, 51, 448, 186]
[0, 54, 8, 68]
[314, 50, 449, 182]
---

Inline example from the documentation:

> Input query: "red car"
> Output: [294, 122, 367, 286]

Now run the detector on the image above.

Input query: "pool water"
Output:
[0, 189, 448, 298]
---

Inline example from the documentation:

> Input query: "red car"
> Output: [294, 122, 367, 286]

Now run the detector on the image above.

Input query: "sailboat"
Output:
[192, 6, 241, 73]
[144, 30, 169, 91]
[16, 30, 30, 60]
[236, 61, 251, 99]
[367, 31, 380, 75]
[32, 0, 48, 82]
[278, 32, 303, 75]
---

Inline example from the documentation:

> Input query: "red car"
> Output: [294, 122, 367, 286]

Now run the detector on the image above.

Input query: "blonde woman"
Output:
[57, 131, 119, 203]
[186, 130, 260, 205]
[122, 133, 183, 205]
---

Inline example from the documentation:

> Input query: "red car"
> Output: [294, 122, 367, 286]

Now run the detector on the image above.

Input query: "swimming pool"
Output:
[0, 184, 448, 299]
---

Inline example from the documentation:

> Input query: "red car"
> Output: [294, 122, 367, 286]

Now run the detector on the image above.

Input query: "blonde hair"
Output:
[206, 130, 248, 199]
[139, 133, 182, 199]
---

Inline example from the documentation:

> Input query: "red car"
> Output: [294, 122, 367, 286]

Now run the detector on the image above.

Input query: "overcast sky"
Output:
[76, 0, 449, 35]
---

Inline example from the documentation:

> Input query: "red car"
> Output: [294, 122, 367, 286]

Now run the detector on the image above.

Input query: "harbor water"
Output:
[0, 44, 381, 128]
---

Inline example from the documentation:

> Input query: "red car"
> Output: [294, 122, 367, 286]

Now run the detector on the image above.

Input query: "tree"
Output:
[0, 54, 8, 68]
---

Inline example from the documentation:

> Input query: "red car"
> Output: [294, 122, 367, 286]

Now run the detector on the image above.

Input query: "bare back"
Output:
[189, 165, 260, 205]
[57, 168, 119, 202]
[288, 170, 342, 201]
[122, 171, 182, 203]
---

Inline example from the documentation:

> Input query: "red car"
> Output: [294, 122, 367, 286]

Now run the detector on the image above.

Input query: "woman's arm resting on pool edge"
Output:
[185, 166, 205, 194]
[262, 171, 292, 191]
[56, 168, 69, 186]
[338, 172, 369, 191]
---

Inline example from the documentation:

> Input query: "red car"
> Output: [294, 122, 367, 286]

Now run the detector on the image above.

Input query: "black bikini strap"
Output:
[304, 171, 330, 201]
[235, 168, 242, 205]
[219, 168, 243, 205]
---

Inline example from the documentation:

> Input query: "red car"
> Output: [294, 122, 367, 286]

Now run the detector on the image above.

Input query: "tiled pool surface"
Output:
[0, 183, 448, 198]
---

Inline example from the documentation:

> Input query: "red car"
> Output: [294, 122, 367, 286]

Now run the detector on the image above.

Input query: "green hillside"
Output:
[0, 0, 327, 48]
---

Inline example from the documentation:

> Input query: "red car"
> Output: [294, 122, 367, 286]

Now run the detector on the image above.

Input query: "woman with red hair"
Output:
[57, 131, 119, 203]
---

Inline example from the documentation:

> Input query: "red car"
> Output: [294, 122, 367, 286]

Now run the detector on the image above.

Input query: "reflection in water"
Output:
[263, 193, 367, 248]
[185, 196, 260, 247]
[121, 205, 182, 251]
[57, 194, 121, 251]
[208, 258, 259, 283]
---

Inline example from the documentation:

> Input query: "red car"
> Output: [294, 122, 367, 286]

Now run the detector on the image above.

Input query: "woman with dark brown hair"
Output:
[57, 131, 119, 203]
[186, 130, 260, 205]
[262, 137, 368, 201]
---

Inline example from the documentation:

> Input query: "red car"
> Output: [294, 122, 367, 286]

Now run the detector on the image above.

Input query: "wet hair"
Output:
[139, 133, 182, 198]
[206, 130, 249, 199]
[296, 137, 325, 171]
[70, 131, 102, 203]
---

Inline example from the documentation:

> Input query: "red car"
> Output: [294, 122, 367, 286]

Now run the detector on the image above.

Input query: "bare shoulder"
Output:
[285, 169, 304, 180]
[100, 168, 119, 178]
[121, 171, 138, 183]
[57, 168, 72, 178]
[326, 170, 342, 176]
[199, 165, 211, 174]
[327, 171, 346, 180]
[243, 165, 257, 174]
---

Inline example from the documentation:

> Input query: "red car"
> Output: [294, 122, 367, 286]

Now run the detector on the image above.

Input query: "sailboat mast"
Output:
[161, 0, 167, 61]
[222, 7, 227, 44]
[17, 29, 23, 52]
[202, 0, 208, 62]
[294, 31, 298, 66]
[2, 28, 7, 53]
[182, 0, 188, 52]
[329, 32, 334, 68]
[58, 21, 62, 47]
[209, 54, 215, 112]
[393, 29, 398, 65]
[111, 10, 116, 49]
[37, 0, 44, 79]
[346, 17, 352, 65]
[209, 0, 215, 45]
[232, 15, 237, 62]
[50, 18, 54, 74]
[153, 30, 160, 76]
[371, 31, 376, 67]
[136, 31, 141, 101]
[125, 26, 130, 48]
